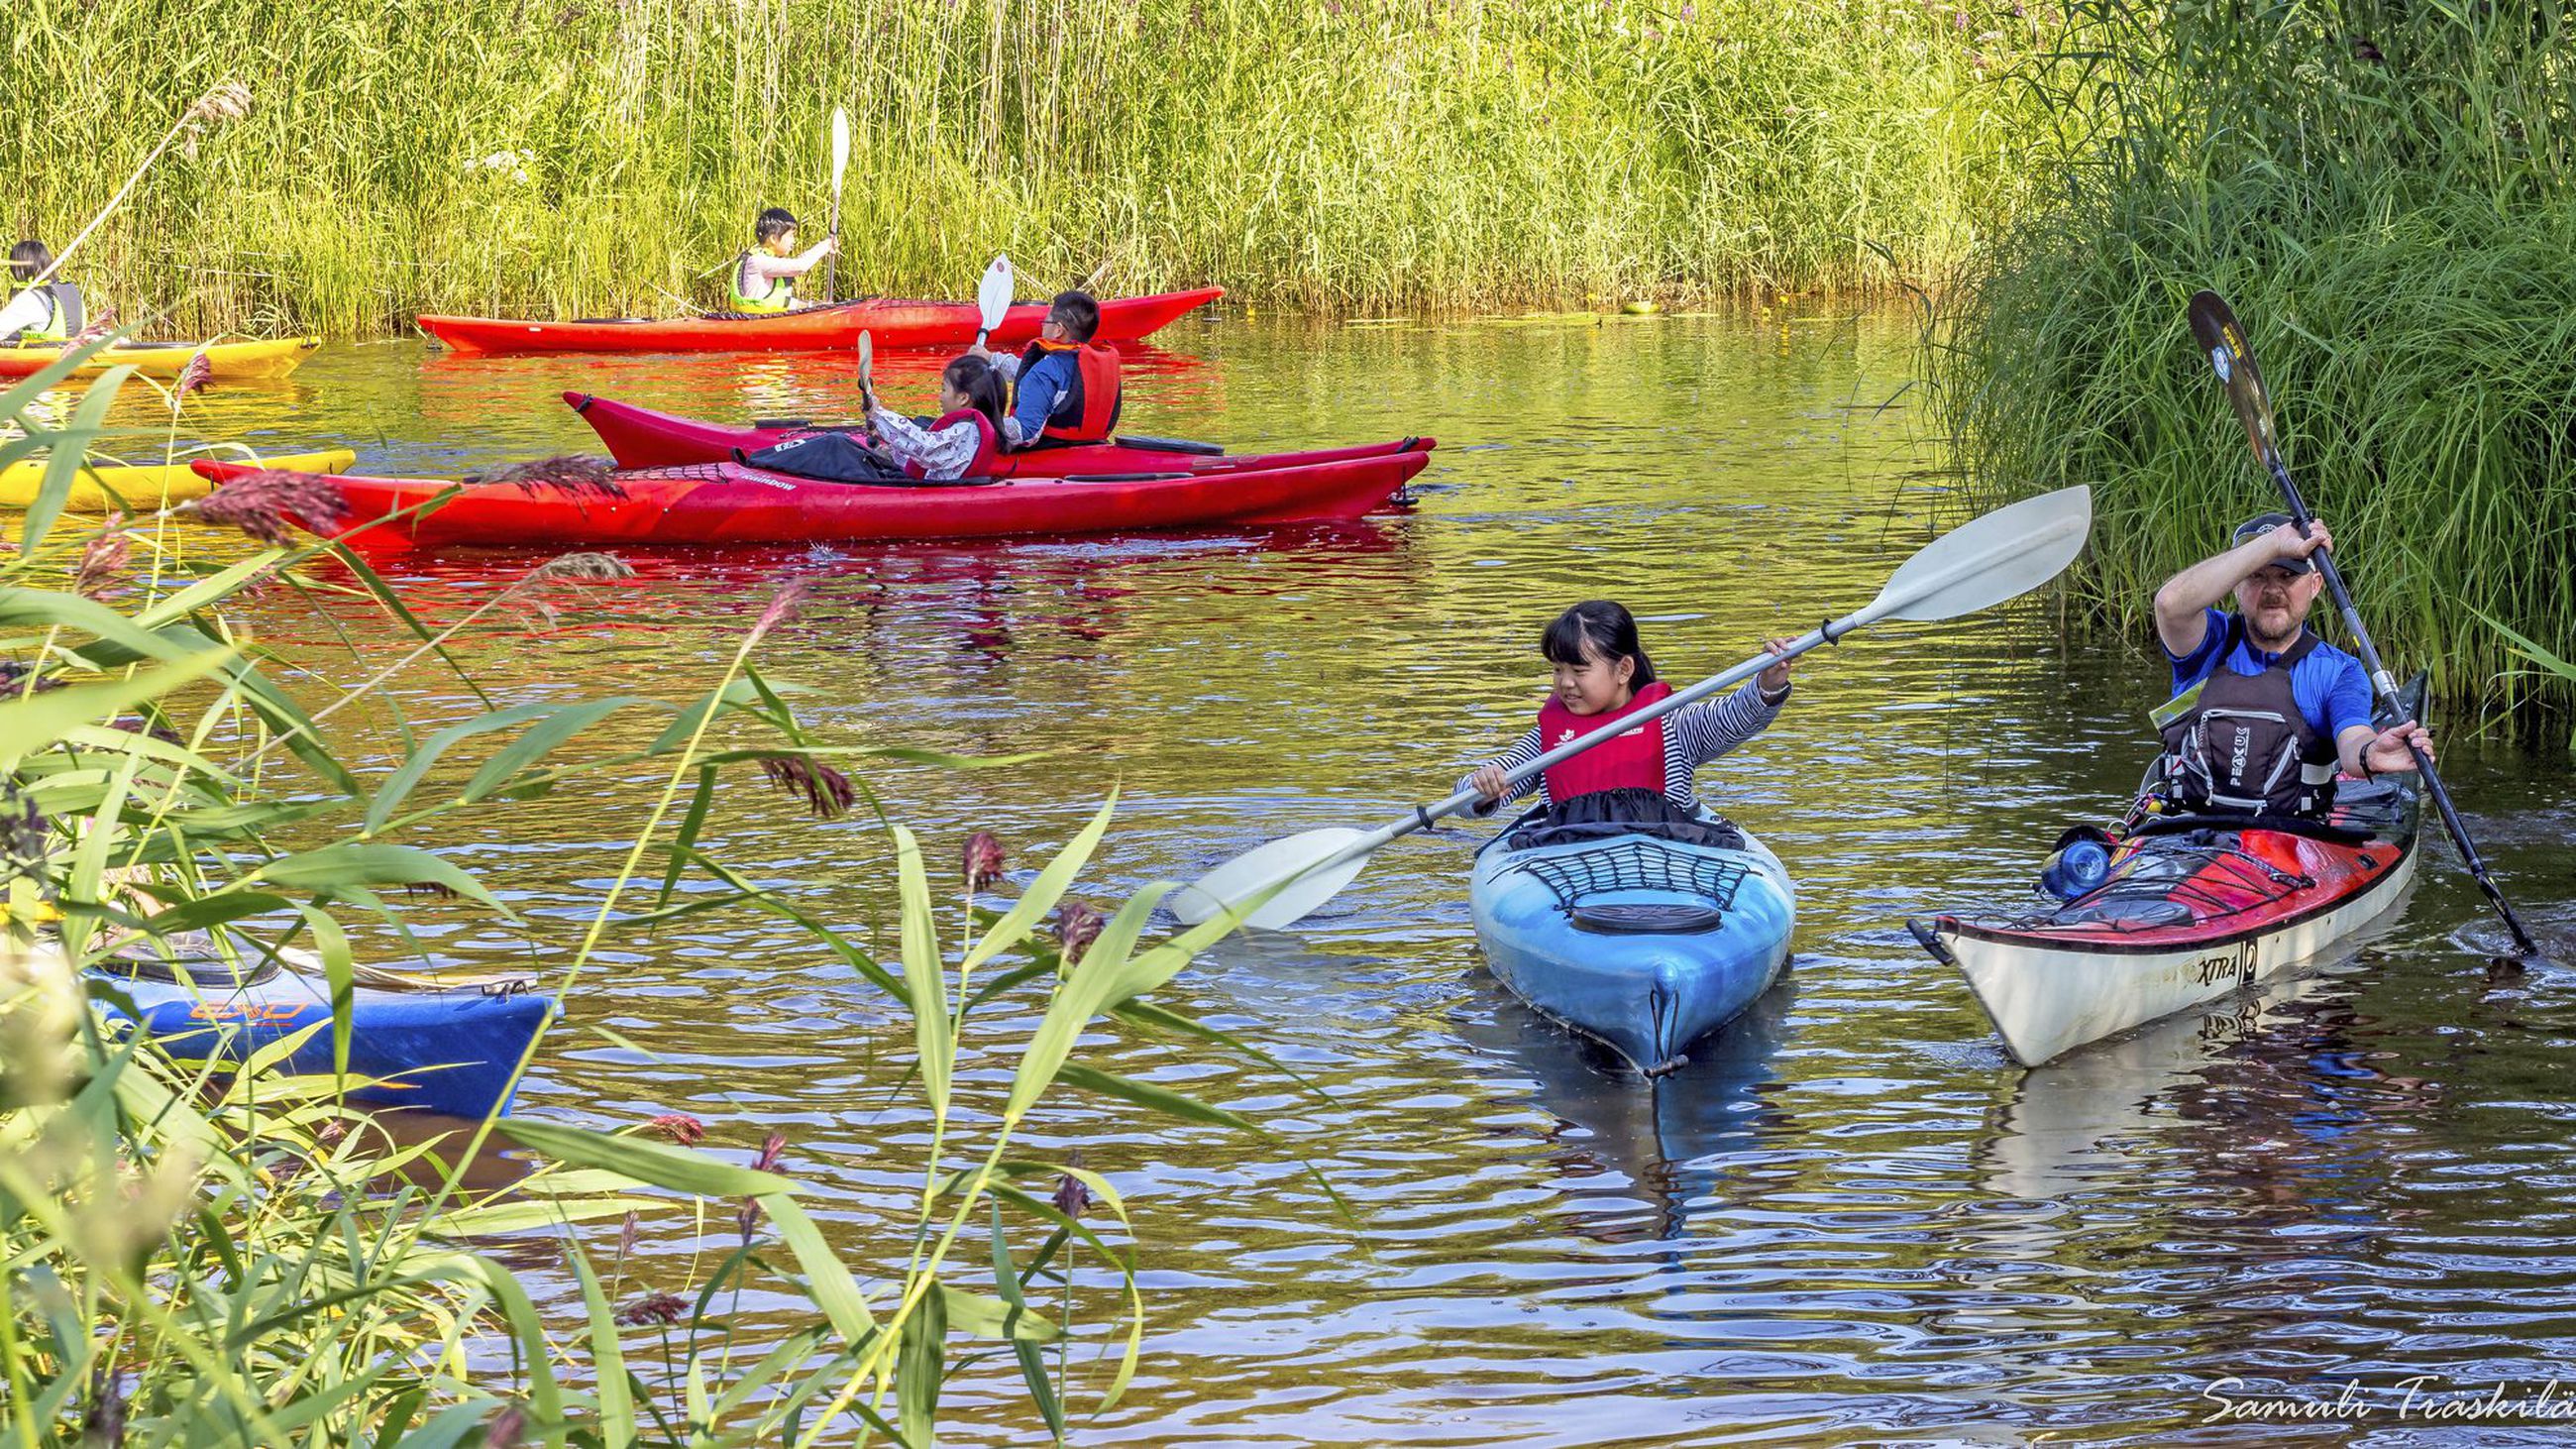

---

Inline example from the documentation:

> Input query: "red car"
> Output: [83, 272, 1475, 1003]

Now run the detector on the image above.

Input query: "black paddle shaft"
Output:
[2188, 290, 2543, 956]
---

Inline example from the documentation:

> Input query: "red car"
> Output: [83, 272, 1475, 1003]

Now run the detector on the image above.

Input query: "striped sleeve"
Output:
[1665, 679, 1785, 769]
[1456, 724, 1547, 807]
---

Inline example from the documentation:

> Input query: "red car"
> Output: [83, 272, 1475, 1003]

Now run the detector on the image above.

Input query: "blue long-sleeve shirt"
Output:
[990, 350, 1079, 447]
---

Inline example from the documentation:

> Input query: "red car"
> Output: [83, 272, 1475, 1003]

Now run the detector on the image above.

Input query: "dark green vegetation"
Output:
[0, 347, 1288, 1442]
[1934, 0, 2576, 729]
[4, 0, 2065, 333]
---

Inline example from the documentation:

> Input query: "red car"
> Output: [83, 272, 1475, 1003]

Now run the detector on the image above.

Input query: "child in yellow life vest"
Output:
[729, 208, 836, 313]
[970, 290, 1124, 447]
[0, 241, 86, 344]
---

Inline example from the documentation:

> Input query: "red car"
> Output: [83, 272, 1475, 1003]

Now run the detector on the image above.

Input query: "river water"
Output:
[80, 310, 2576, 1443]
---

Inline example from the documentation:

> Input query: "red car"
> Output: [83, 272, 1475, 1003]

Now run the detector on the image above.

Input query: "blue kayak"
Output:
[88, 946, 557, 1120]
[1470, 811, 1795, 1075]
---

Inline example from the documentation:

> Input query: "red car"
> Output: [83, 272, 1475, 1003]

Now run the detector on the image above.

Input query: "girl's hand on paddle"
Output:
[1758, 637, 1793, 695]
[1470, 764, 1510, 803]
[2365, 719, 2433, 775]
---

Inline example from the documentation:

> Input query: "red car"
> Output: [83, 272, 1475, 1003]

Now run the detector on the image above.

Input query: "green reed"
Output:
[5, 0, 2065, 334]
[0, 342, 1304, 1441]
[1931, 0, 2576, 730]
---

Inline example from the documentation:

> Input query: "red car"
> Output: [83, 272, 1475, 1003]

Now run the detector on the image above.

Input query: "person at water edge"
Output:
[1459, 601, 1793, 826]
[860, 353, 1009, 480]
[0, 241, 85, 344]
[730, 208, 835, 313]
[968, 289, 1123, 447]
[2151, 512, 2432, 817]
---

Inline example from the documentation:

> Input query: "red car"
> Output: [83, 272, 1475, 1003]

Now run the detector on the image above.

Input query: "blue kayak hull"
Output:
[93, 965, 558, 1119]
[1471, 824, 1795, 1074]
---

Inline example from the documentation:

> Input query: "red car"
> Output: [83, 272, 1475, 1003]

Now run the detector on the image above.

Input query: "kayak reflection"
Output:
[1978, 954, 2442, 1217]
[1457, 973, 1795, 1243]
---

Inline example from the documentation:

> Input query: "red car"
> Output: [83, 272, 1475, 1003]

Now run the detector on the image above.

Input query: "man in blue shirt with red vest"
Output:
[2151, 512, 2434, 817]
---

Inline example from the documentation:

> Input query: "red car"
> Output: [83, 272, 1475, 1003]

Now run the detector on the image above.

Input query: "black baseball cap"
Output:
[2233, 511, 2313, 575]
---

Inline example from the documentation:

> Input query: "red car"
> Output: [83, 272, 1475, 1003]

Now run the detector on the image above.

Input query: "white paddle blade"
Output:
[978, 255, 1015, 334]
[1168, 828, 1373, 931]
[830, 108, 850, 177]
[856, 330, 873, 388]
[1873, 485, 2093, 623]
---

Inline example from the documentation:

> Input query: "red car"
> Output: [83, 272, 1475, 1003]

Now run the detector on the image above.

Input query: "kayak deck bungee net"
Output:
[0, 448, 354, 509]
[1910, 699, 2425, 1068]
[191, 444, 1432, 548]
[0, 336, 322, 382]
[1471, 809, 1795, 1074]
[87, 945, 558, 1120]
[418, 285, 1224, 356]
[568, 390, 1422, 477]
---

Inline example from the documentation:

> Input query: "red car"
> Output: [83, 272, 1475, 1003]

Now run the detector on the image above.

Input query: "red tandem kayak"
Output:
[1907, 702, 2424, 1068]
[417, 286, 1224, 355]
[189, 444, 1432, 548]
[568, 390, 1426, 476]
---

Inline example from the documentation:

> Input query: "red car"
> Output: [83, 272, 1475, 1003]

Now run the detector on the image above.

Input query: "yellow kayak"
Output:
[0, 336, 323, 382]
[0, 449, 357, 509]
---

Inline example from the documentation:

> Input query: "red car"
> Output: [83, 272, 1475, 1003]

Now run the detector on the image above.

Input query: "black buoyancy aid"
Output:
[2157, 616, 2339, 816]
[3, 281, 82, 344]
[1018, 341, 1123, 443]
[1538, 681, 1674, 802]
[906, 407, 1004, 480]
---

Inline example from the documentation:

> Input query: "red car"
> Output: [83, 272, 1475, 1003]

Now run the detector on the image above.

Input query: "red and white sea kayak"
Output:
[1910, 762, 2423, 1067]
[567, 390, 1424, 476]
[416, 286, 1223, 356]
[189, 443, 1431, 549]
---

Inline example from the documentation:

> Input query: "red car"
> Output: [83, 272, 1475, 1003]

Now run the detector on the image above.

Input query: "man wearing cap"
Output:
[2149, 513, 2434, 818]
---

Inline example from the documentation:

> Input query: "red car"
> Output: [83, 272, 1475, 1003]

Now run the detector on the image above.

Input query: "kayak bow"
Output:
[418, 286, 1223, 356]
[0, 335, 321, 382]
[1, 448, 353, 509]
[1472, 812, 1795, 1074]
[191, 446, 1431, 548]
[86, 944, 557, 1119]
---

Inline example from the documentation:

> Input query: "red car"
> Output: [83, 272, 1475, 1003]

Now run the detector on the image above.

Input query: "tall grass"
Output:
[0, 342, 1293, 1440]
[1932, 0, 2576, 728]
[5, 0, 2069, 333]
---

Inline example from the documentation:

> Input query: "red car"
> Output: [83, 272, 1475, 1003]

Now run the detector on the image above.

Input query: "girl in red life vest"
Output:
[862, 354, 1010, 481]
[1460, 601, 1794, 817]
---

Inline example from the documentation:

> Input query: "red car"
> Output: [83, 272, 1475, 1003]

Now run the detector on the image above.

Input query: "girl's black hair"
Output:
[942, 354, 1010, 433]
[1541, 600, 1656, 686]
[753, 207, 800, 244]
[9, 241, 54, 284]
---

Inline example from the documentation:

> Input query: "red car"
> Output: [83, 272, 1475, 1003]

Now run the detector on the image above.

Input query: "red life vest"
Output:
[1018, 340, 1124, 443]
[906, 407, 1004, 480]
[1538, 681, 1673, 802]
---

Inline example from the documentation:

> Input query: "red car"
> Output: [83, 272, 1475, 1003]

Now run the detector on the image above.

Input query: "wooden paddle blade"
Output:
[978, 256, 1015, 335]
[2187, 289, 2280, 465]
[1871, 485, 2092, 623]
[1168, 827, 1373, 931]
[856, 330, 873, 390]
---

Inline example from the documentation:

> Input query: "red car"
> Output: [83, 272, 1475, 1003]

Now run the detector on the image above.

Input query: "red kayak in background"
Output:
[189, 443, 1432, 549]
[416, 286, 1223, 356]
[567, 391, 1424, 477]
